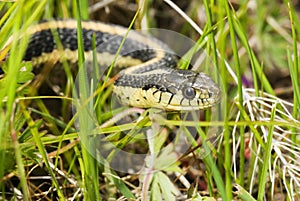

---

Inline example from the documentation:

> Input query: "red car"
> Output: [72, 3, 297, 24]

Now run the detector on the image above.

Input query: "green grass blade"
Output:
[75, 0, 101, 200]
[257, 102, 277, 201]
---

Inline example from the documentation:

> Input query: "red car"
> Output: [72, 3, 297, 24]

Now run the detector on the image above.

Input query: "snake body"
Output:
[2, 19, 221, 111]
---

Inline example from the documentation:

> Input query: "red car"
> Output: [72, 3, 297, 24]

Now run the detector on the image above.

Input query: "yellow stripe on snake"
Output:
[0, 19, 221, 111]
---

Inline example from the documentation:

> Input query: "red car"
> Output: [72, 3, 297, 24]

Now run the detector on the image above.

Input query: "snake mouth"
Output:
[151, 87, 221, 111]
[166, 96, 221, 111]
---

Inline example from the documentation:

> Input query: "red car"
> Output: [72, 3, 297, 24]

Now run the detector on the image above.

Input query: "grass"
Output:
[0, 0, 300, 200]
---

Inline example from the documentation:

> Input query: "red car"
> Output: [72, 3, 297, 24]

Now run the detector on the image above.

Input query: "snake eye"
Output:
[182, 86, 196, 100]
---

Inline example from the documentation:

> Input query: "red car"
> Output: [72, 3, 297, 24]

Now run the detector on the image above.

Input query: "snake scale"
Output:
[1, 19, 221, 111]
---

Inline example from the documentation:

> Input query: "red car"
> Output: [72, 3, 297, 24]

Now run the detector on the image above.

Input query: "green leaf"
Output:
[151, 171, 178, 201]
[152, 143, 182, 173]
[16, 63, 34, 84]
[234, 184, 256, 201]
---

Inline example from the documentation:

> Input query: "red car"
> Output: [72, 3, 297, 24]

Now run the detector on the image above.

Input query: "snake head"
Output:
[157, 70, 221, 111]
[114, 69, 221, 111]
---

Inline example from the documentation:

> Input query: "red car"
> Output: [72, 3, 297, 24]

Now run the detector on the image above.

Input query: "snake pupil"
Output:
[183, 87, 196, 100]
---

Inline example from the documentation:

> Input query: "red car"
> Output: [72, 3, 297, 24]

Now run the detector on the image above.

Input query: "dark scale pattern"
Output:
[162, 53, 178, 68]
[94, 32, 157, 62]
[128, 52, 178, 75]
[115, 73, 163, 88]
[24, 29, 56, 60]
[24, 28, 78, 60]
[59, 28, 78, 50]
[24, 28, 158, 63]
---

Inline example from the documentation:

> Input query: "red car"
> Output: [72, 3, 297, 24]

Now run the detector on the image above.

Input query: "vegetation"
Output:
[0, 0, 299, 200]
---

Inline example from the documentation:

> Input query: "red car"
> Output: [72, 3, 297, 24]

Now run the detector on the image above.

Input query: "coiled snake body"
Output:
[1, 19, 221, 111]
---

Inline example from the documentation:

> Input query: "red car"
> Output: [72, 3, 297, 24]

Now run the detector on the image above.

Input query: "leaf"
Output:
[234, 184, 256, 201]
[17, 65, 34, 84]
[151, 171, 178, 201]
[154, 143, 182, 173]
[153, 127, 168, 153]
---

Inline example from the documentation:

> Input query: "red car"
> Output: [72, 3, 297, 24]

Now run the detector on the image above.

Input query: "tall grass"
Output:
[0, 0, 299, 200]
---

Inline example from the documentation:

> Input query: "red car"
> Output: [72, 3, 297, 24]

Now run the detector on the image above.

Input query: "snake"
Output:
[1, 19, 221, 111]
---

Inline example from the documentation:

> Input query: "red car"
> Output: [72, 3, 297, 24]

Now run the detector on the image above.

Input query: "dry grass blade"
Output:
[233, 88, 300, 197]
